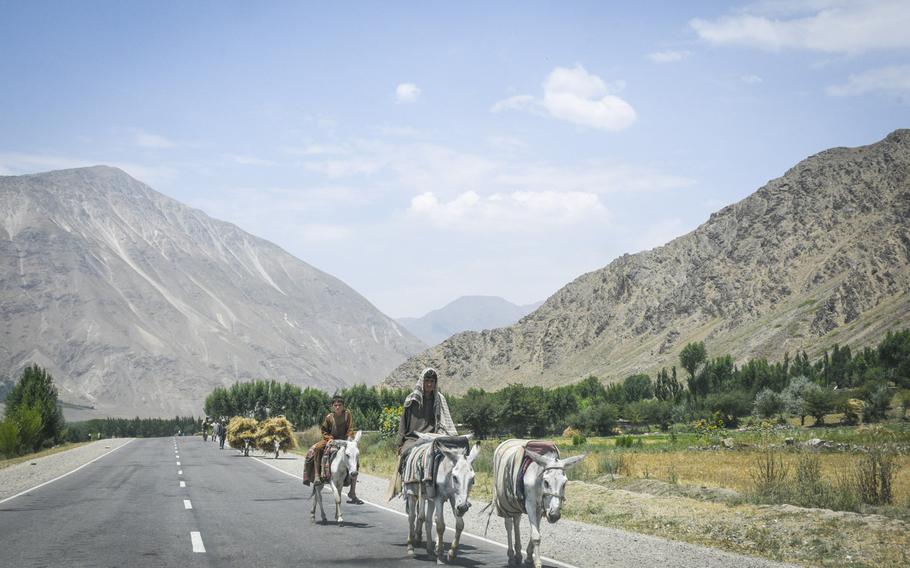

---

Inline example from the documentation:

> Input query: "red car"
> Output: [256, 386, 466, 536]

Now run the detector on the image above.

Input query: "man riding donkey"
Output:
[386, 367, 458, 500]
[303, 394, 363, 504]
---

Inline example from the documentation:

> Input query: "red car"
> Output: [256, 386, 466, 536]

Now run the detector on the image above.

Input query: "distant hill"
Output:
[0, 166, 425, 417]
[384, 130, 910, 393]
[397, 296, 543, 345]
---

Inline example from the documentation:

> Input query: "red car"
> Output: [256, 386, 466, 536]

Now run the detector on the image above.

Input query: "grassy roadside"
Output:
[346, 427, 909, 568]
[0, 441, 94, 471]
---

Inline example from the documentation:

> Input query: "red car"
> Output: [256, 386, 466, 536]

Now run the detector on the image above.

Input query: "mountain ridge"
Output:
[382, 129, 910, 393]
[0, 166, 425, 417]
[396, 295, 543, 346]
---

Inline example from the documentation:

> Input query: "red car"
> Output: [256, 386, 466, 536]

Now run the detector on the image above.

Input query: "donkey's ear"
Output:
[524, 449, 551, 467]
[462, 433, 473, 441]
[415, 432, 434, 442]
[562, 454, 587, 469]
[352, 430, 362, 444]
[467, 443, 481, 466]
[440, 446, 463, 462]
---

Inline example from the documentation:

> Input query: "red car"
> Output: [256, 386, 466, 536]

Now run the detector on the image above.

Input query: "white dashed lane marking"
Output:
[180, 481, 186, 488]
[190, 531, 205, 553]
[184, 500, 192, 510]
[178, 470, 183, 475]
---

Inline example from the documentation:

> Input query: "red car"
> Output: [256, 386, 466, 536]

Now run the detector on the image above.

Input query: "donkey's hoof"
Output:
[437, 557, 446, 565]
[447, 549, 457, 561]
[407, 545, 414, 556]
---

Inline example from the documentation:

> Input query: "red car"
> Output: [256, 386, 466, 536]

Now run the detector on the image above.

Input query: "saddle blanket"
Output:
[491, 439, 559, 517]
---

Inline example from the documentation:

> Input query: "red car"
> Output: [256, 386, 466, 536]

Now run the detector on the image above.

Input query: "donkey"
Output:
[488, 440, 585, 568]
[311, 430, 361, 526]
[405, 433, 479, 564]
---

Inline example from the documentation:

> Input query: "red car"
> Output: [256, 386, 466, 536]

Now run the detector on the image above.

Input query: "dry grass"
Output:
[586, 451, 910, 503]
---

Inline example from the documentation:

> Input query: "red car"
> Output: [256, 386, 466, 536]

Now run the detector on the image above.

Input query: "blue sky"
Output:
[1, 1, 908, 318]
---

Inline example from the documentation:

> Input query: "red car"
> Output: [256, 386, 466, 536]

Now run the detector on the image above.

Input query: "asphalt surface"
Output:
[0, 437, 550, 568]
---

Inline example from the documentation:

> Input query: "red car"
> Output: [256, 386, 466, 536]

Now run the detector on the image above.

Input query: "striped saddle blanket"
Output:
[321, 441, 350, 486]
[402, 436, 470, 491]
[491, 439, 559, 517]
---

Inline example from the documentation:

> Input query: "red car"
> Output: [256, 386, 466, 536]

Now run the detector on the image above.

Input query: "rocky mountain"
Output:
[396, 296, 543, 346]
[0, 166, 425, 417]
[383, 130, 910, 393]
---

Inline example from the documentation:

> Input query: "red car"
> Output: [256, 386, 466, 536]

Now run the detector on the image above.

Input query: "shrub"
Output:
[615, 435, 634, 448]
[571, 432, 587, 446]
[750, 448, 789, 500]
[379, 406, 402, 439]
[0, 417, 19, 458]
[854, 448, 899, 505]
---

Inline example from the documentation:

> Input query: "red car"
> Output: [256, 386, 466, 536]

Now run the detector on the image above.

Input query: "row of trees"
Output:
[199, 329, 909, 440]
[65, 416, 200, 441]
[0, 365, 66, 457]
[203, 380, 410, 431]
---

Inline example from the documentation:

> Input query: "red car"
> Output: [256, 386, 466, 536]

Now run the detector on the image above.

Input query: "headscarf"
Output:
[403, 367, 457, 436]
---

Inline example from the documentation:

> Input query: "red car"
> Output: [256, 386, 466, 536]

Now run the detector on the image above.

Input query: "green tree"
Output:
[803, 387, 835, 426]
[12, 405, 43, 453]
[781, 376, 818, 426]
[622, 374, 653, 402]
[4, 365, 65, 448]
[753, 388, 784, 419]
[654, 367, 683, 402]
[680, 342, 707, 400]
[455, 388, 494, 438]
[0, 417, 19, 458]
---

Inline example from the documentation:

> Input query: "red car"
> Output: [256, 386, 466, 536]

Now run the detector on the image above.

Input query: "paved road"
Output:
[0, 437, 547, 568]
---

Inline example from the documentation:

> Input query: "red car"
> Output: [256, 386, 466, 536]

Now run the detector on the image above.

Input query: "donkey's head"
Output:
[524, 450, 586, 523]
[440, 443, 480, 517]
[342, 430, 362, 475]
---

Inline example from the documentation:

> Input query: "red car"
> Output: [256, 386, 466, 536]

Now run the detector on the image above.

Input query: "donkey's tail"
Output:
[480, 499, 495, 536]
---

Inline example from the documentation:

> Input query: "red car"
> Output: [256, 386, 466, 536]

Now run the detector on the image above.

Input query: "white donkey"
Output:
[405, 433, 479, 564]
[488, 440, 585, 568]
[310, 430, 361, 526]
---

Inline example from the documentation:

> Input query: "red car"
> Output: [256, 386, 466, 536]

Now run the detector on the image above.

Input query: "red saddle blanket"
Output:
[516, 441, 559, 503]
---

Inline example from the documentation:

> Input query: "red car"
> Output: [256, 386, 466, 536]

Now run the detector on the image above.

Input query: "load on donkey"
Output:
[485, 439, 586, 568]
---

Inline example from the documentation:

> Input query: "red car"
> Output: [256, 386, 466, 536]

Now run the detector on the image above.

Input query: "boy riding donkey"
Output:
[303, 395, 363, 504]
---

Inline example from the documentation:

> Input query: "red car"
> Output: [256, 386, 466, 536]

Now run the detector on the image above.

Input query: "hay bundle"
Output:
[256, 416, 298, 455]
[227, 416, 259, 455]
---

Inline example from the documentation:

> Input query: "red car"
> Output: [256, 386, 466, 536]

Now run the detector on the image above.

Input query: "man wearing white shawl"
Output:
[386, 367, 457, 499]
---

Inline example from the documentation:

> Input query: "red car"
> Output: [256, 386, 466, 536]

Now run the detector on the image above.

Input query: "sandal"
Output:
[347, 496, 364, 504]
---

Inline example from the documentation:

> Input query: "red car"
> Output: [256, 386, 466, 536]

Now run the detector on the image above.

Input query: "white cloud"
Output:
[649, 50, 691, 63]
[396, 83, 421, 103]
[133, 129, 175, 148]
[490, 95, 537, 113]
[826, 65, 910, 96]
[690, 0, 910, 54]
[491, 65, 636, 131]
[407, 189, 608, 231]
[741, 74, 763, 84]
